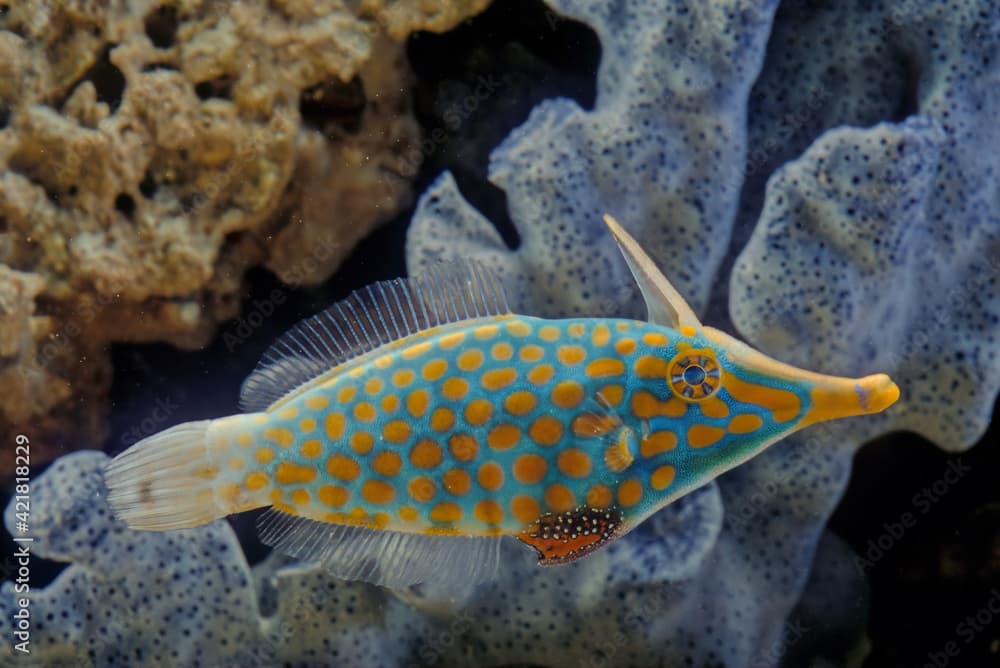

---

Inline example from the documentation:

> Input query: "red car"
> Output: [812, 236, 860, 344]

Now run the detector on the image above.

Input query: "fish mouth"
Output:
[800, 372, 900, 427]
[854, 373, 900, 414]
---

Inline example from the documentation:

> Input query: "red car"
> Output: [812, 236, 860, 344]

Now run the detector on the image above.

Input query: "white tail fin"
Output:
[104, 420, 225, 531]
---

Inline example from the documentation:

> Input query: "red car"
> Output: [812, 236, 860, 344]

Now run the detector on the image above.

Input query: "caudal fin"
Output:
[104, 420, 224, 530]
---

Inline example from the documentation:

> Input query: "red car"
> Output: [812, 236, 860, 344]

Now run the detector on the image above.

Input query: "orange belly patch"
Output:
[517, 506, 624, 565]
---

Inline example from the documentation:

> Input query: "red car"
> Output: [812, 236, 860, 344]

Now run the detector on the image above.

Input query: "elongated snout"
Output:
[703, 327, 900, 428]
[800, 372, 899, 427]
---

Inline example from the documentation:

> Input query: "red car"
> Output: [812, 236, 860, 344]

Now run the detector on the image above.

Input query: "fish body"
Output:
[106, 215, 899, 588]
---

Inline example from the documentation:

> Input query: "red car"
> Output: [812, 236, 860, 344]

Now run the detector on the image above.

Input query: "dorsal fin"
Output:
[239, 261, 510, 412]
[602, 214, 704, 333]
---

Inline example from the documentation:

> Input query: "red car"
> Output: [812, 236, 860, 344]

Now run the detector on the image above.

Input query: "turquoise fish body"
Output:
[208, 313, 819, 561]
[106, 215, 899, 584]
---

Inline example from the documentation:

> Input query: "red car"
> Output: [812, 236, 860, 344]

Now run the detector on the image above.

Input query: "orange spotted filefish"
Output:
[104, 214, 900, 590]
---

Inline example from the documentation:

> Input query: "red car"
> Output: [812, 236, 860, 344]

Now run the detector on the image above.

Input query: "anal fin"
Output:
[257, 509, 503, 591]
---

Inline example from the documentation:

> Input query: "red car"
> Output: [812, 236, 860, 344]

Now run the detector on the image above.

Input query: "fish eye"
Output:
[668, 350, 722, 401]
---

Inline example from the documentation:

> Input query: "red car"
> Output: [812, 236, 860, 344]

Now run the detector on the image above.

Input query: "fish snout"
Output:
[855, 373, 900, 414]
[801, 372, 900, 427]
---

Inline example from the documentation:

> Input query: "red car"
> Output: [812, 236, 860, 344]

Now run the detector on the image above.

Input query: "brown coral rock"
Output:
[0, 0, 492, 475]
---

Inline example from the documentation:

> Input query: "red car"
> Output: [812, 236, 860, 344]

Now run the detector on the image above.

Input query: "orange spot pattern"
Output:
[591, 323, 611, 346]
[586, 484, 613, 508]
[392, 368, 415, 387]
[324, 412, 346, 440]
[729, 413, 764, 433]
[442, 469, 471, 496]
[585, 358, 625, 378]
[482, 368, 517, 390]
[318, 485, 349, 507]
[506, 320, 531, 337]
[597, 384, 625, 406]
[353, 402, 376, 422]
[408, 476, 436, 502]
[441, 377, 469, 401]
[430, 407, 455, 432]
[650, 465, 676, 490]
[618, 479, 643, 507]
[723, 373, 802, 422]
[688, 425, 726, 448]
[305, 395, 329, 410]
[551, 381, 584, 408]
[457, 349, 484, 371]
[270, 317, 745, 535]
[464, 398, 493, 425]
[362, 480, 395, 505]
[511, 495, 541, 524]
[406, 389, 430, 418]
[519, 344, 544, 362]
[699, 396, 730, 419]
[430, 501, 463, 523]
[504, 391, 537, 416]
[640, 431, 677, 458]
[350, 431, 373, 455]
[487, 424, 520, 450]
[631, 390, 688, 419]
[634, 355, 668, 378]
[477, 462, 504, 491]
[539, 325, 560, 342]
[383, 420, 411, 443]
[615, 338, 636, 355]
[410, 440, 443, 468]
[475, 499, 504, 524]
[527, 364, 555, 385]
[326, 455, 360, 481]
[422, 358, 448, 381]
[439, 331, 465, 349]
[513, 454, 548, 484]
[491, 342, 514, 360]
[448, 433, 479, 461]
[556, 345, 587, 366]
[544, 483, 576, 512]
[300, 440, 322, 459]
[372, 451, 402, 477]
[529, 415, 563, 446]
[557, 448, 592, 478]
[276, 462, 317, 485]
